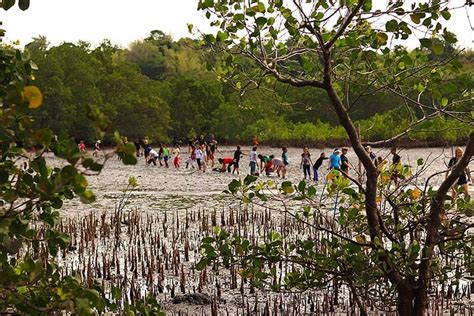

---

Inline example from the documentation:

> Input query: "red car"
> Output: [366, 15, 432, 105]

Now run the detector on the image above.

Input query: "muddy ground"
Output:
[54, 146, 473, 315]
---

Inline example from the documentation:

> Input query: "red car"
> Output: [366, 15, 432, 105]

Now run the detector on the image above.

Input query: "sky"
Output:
[1, 0, 473, 49]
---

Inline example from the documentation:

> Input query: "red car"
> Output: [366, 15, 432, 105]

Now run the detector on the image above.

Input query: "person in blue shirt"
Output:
[329, 149, 342, 170]
[281, 147, 289, 179]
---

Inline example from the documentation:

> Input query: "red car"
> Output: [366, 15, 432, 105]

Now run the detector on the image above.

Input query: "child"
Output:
[195, 145, 204, 170]
[93, 140, 101, 157]
[78, 140, 86, 153]
[201, 145, 208, 172]
[300, 147, 313, 180]
[173, 144, 181, 168]
[162, 144, 170, 168]
[185, 155, 195, 169]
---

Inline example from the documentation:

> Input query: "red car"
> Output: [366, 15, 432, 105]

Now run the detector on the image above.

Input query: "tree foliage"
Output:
[21, 29, 474, 145]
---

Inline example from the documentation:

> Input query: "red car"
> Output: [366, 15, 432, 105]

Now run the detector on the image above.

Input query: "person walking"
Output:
[232, 146, 243, 175]
[162, 144, 170, 168]
[173, 144, 181, 168]
[195, 145, 204, 170]
[93, 140, 101, 157]
[78, 140, 86, 153]
[300, 147, 313, 180]
[201, 145, 208, 172]
[249, 146, 258, 175]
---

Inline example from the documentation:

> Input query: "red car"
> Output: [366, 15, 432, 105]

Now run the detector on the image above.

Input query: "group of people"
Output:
[79, 140, 102, 157]
[78, 138, 471, 199]
[135, 136, 221, 172]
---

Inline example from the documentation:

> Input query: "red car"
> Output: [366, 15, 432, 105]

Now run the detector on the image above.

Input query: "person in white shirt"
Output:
[147, 149, 159, 166]
[249, 146, 258, 175]
[195, 146, 204, 170]
[201, 145, 207, 172]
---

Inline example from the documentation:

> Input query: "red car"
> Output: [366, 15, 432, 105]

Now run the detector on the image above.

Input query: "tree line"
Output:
[25, 31, 473, 146]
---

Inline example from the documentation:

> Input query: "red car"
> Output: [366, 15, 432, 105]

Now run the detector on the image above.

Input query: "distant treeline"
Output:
[25, 31, 473, 146]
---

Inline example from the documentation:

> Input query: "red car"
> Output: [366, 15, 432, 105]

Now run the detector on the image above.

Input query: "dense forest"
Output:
[25, 31, 473, 146]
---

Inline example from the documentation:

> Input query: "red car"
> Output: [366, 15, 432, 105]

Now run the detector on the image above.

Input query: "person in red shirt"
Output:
[78, 140, 86, 153]
[218, 157, 234, 173]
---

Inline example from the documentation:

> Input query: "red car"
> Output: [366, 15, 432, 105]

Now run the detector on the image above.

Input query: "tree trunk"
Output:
[398, 281, 415, 315]
[414, 131, 474, 315]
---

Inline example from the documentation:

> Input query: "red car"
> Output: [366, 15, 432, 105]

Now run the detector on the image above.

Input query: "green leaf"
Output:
[199, 0, 214, 9]
[362, 0, 372, 12]
[228, 179, 241, 193]
[121, 153, 137, 165]
[441, 10, 451, 20]
[216, 31, 228, 42]
[432, 42, 444, 55]
[419, 38, 432, 48]
[243, 175, 257, 185]
[187, 24, 194, 33]
[80, 190, 95, 204]
[440, 97, 448, 107]
[443, 31, 457, 44]
[128, 176, 138, 188]
[422, 17, 431, 27]
[297, 180, 306, 192]
[441, 82, 457, 94]
[281, 181, 294, 194]
[385, 20, 398, 32]
[410, 13, 421, 24]
[18, 0, 29, 10]
[0, 170, 8, 184]
[2, 0, 15, 10]
[196, 258, 209, 271]
[376, 32, 388, 45]
[233, 13, 244, 21]
[255, 17, 267, 27]
[342, 187, 357, 198]
[111, 286, 122, 300]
